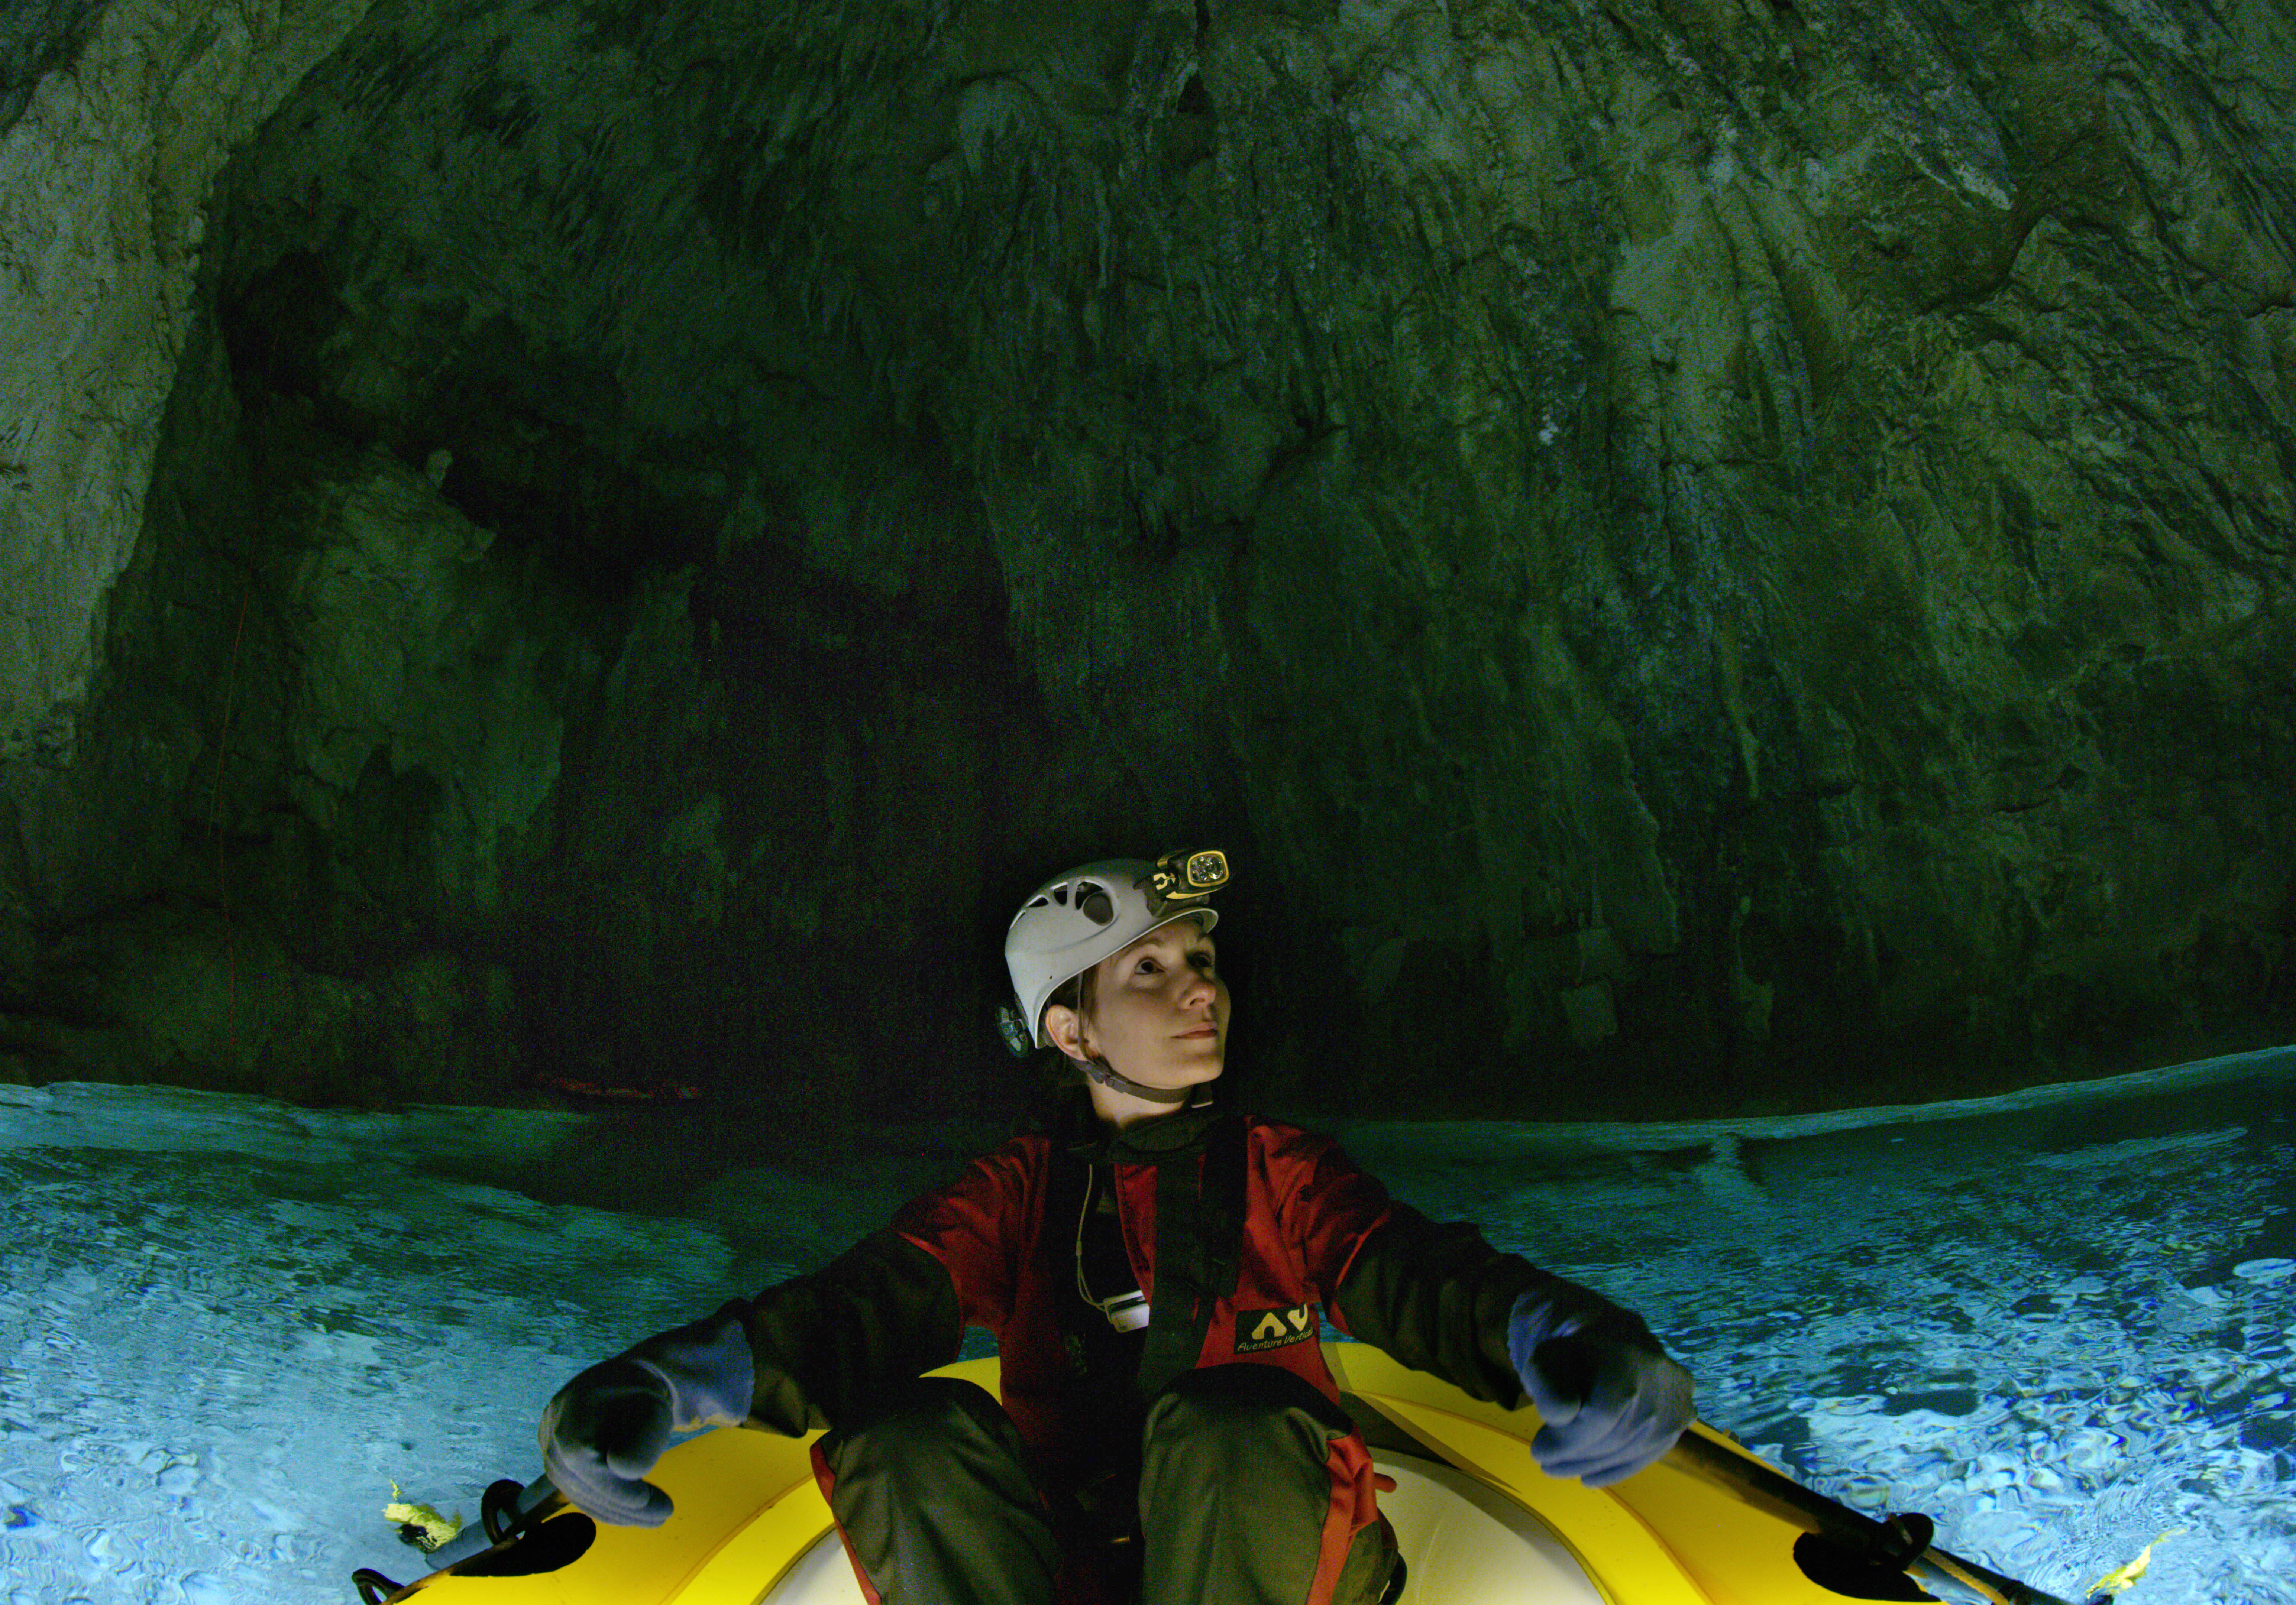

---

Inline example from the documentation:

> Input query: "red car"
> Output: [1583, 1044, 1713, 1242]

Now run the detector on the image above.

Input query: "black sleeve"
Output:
[1329, 1199, 1660, 1407]
[740, 1226, 964, 1433]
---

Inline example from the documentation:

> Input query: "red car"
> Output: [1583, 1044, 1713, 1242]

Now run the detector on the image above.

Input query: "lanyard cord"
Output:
[1076, 1166, 1151, 1333]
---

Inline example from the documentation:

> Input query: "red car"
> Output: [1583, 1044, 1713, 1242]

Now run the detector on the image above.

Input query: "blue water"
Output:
[1, 1047, 2289, 1604]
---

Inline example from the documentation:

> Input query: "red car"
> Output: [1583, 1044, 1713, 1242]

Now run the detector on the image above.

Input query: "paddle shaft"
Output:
[1664, 1427, 2087, 1605]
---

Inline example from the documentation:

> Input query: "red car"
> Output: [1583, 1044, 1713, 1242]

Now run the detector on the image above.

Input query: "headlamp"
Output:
[1149, 848, 1228, 904]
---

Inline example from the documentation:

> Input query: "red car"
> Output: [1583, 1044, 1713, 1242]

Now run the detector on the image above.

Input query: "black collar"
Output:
[1057, 1089, 1231, 1166]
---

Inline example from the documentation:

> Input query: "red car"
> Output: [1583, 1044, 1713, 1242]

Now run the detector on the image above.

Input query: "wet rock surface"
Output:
[1, 0, 2291, 1119]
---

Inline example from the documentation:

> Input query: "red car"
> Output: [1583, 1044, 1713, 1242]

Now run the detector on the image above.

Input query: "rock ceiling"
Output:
[0, 0, 2290, 1118]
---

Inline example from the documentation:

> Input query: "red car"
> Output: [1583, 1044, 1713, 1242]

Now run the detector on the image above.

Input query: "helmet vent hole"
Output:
[1079, 886, 1115, 925]
[1051, 885, 1070, 906]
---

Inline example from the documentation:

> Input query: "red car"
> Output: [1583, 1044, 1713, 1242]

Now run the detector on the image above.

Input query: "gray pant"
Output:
[814, 1365, 1401, 1605]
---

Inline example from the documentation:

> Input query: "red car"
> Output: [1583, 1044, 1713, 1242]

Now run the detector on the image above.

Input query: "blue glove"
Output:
[539, 1301, 755, 1526]
[1508, 1288, 1695, 1487]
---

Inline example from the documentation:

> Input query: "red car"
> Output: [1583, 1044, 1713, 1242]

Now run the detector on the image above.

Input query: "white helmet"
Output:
[1002, 850, 1229, 1052]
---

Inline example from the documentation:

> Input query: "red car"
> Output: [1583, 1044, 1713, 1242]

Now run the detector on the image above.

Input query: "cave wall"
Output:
[1, 0, 2290, 1120]
[0, 0, 372, 766]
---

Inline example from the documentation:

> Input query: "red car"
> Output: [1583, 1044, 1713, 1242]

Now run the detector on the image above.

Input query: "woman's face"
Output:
[1053, 917, 1228, 1090]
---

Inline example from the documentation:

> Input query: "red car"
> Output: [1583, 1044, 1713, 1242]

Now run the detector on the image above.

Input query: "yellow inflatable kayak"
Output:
[355, 1343, 2077, 1605]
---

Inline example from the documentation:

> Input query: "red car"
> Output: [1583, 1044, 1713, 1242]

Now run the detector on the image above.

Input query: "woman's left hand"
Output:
[1509, 1304, 1696, 1486]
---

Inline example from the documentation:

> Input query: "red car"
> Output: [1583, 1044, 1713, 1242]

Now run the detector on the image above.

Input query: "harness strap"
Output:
[1139, 1113, 1248, 1398]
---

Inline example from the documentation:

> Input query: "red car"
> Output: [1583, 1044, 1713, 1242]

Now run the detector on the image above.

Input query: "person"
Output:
[537, 850, 1696, 1605]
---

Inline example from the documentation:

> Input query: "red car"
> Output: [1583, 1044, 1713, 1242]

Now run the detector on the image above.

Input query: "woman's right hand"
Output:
[539, 1303, 756, 1526]
[539, 1356, 679, 1524]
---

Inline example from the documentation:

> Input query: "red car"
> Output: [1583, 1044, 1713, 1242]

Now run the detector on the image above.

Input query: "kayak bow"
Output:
[355, 1343, 2090, 1605]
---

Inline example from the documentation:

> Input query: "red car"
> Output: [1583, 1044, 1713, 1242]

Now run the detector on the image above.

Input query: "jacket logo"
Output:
[1233, 1302, 1318, 1354]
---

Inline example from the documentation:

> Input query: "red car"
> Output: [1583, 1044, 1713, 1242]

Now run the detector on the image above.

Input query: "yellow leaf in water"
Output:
[381, 1480, 466, 1552]
[2080, 1530, 2187, 1597]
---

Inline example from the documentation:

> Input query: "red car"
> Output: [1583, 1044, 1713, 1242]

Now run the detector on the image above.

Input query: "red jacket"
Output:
[893, 1110, 1392, 1455]
[736, 1101, 1652, 1470]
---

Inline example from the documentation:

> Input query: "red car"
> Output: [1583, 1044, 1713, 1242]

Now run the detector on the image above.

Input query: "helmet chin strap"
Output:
[1074, 1054, 1194, 1105]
